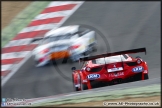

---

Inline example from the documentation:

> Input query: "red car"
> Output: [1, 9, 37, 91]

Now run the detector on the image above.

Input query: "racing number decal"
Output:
[132, 66, 144, 72]
[109, 72, 124, 77]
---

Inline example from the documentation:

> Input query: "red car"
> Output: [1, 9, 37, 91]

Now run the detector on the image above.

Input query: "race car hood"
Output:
[32, 39, 74, 54]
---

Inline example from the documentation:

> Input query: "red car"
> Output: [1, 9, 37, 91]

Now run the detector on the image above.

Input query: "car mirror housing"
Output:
[71, 67, 76, 71]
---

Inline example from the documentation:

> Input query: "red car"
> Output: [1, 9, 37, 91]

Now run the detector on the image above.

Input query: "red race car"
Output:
[72, 48, 149, 91]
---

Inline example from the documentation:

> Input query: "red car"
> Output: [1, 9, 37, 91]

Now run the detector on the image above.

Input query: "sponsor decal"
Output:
[87, 74, 100, 80]
[109, 72, 124, 77]
[107, 67, 123, 72]
[132, 66, 144, 72]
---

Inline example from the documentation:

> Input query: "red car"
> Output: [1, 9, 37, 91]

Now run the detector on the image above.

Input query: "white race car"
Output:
[31, 25, 97, 67]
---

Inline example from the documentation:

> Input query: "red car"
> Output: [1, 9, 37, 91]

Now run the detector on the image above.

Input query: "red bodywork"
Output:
[72, 48, 149, 91]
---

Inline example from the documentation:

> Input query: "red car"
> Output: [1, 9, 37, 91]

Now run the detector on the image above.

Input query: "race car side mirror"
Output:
[71, 67, 76, 71]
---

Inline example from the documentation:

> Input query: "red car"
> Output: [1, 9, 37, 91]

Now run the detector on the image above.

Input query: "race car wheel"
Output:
[35, 60, 39, 66]
[72, 75, 80, 91]
[51, 59, 57, 65]
[81, 83, 88, 90]
[74, 86, 80, 91]
[62, 58, 68, 64]
[133, 73, 149, 81]
[80, 78, 88, 90]
[144, 74, 149, 80]
[133, 73, 142, 81]
[92, 44, 97, 52]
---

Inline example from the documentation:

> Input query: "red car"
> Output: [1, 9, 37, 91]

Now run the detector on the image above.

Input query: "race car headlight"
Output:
[86, 67, 91, 72]
[136, 59, 142, 64]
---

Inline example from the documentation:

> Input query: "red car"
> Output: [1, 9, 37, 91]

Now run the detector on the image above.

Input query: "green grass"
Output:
[2, 1, 51, 47]
[31, 84, 160, 106]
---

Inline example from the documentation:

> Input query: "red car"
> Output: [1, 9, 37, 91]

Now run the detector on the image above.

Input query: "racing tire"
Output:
[144, 74, 149, 80]
[35, 60, 39, 66]
[51, 59, 57, 65]
[134, 73, 149, 81]
[68, 58, 74, 64]
[133, 73, 142, 81]
[74, 87, 80, 91]
[62, 58, 68, 64]
[92, 44, 97, 52]
[72, 74, 80, 91]
[80, 78, 88, 90]
[83, 51, 89, 56]
[81, 83, 88, 90]
[73, 83, 80, 91]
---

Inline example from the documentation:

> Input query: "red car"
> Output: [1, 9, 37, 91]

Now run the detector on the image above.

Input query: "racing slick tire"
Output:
[72, 73, 88, 91]
[74, 86, 80, 91]
[72, 80, 87, 91]
[81, 83, 88, 90]
[72, 75, 79, 91]
[144, 74, 149, 80]
[133, 73, 142, 81]
[92, 44, 97, 52]
[133, 73, 149, 81]
[35, 60, 39, 66]
[80, 78, 88, 90]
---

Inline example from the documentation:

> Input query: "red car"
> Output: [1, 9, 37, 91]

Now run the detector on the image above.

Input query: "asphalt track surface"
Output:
[2, 2, 160, 99]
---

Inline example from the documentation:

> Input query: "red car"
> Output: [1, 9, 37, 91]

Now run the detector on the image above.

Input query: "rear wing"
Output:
[79, 47, 146, 62]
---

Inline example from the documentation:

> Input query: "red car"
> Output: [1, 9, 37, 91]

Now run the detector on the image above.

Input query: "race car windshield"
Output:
[42, 35, 72, 44]
[95, 55, 127, 64]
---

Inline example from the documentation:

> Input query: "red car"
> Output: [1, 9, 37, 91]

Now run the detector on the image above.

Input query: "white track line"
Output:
[54, 1, 84, 28]
[2, 51, 31, 59]
[1, 64, 14, 71]
[4, 38, 33, 47]
[33, 10, 73, 21]
[1, 53, 32, 86]
[47, 1, 82, 7]
[20, 23, 59, 33]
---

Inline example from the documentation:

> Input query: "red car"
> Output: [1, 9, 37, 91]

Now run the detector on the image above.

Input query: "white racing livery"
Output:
[31, 25, 97, 67]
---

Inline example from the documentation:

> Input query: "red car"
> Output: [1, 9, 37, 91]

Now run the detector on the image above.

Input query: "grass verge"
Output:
[2, 1, 50, 47]
[31, 84, 160, 107]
